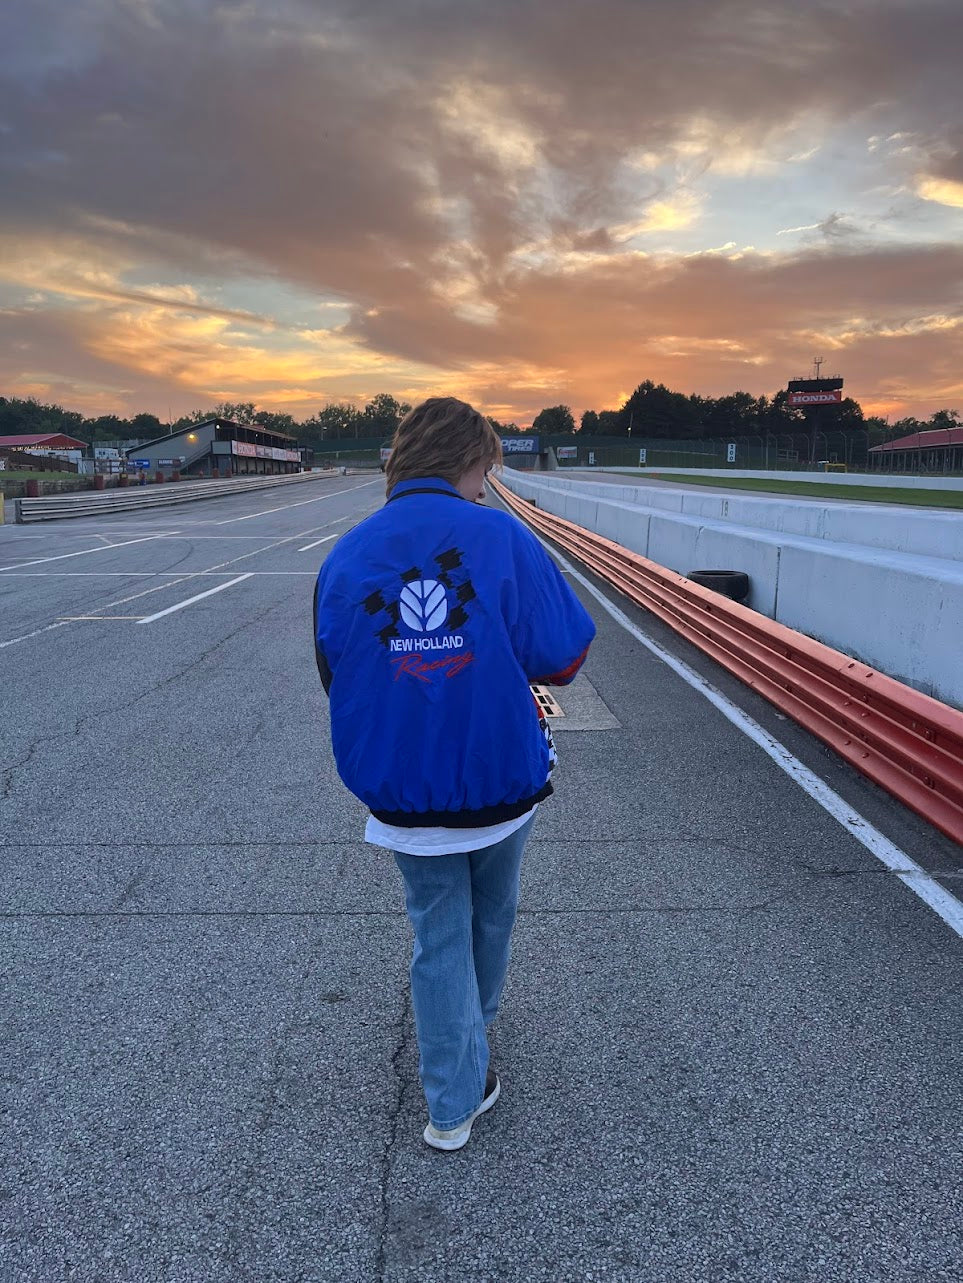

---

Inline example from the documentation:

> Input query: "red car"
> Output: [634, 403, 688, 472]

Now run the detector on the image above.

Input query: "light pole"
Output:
[856, 428, 869, 471]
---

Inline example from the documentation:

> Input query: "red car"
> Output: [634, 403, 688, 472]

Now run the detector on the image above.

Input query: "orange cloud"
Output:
[917, 176, 963, 208]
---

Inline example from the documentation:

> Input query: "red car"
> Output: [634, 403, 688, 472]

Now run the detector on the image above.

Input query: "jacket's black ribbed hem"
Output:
[370, 781, 553, 829]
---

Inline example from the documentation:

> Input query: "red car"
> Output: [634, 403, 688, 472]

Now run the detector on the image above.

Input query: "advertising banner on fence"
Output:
[556, 446, 577, 460]
[230, 441, 299, 461]
[501, 436, 540, 454]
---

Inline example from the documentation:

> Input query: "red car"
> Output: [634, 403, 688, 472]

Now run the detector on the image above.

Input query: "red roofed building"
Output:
[870, 427, 963, 473]
[0, 432, 89, 451]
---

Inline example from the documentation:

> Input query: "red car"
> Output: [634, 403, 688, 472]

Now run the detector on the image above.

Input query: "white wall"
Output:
[501, 470, 963, 709]
[509, 473, 963, 561]
[609, 466, 963, 492]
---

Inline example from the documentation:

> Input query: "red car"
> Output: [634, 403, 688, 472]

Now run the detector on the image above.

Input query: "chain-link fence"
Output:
[314, 432, 963, 477]
[504, 435, 814, 471]
[520, 433, 890, 473]
[308, 441, 383, 469]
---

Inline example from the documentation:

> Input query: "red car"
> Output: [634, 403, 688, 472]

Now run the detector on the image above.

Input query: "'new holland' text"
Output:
[389, 635, 465, 653]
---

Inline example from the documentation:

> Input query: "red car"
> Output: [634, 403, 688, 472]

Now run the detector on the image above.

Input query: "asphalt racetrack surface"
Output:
[2, 473, 961, 1282]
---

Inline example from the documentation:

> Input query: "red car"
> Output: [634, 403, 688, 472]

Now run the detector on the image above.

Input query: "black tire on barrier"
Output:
[687, 569, 750, 603]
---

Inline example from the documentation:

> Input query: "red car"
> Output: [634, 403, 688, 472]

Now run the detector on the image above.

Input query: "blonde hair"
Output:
[385, 397, 502, 495]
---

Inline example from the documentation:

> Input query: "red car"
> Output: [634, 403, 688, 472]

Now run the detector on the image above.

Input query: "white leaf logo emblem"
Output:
[399, 579, 449, 633]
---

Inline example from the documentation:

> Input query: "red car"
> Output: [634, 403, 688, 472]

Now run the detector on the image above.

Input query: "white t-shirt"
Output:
[365, 806, 537, 856]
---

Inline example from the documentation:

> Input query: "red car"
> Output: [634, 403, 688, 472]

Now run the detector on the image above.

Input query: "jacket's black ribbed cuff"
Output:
[370, 781, 553, 829]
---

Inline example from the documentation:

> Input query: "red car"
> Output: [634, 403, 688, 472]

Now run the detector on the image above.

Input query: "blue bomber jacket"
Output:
[313, 477, 596, 827]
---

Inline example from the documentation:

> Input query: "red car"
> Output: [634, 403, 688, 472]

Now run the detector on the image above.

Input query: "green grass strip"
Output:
[614, 472, 963, 510]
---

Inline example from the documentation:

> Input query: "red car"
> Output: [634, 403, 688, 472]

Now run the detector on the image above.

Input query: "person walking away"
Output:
[313, 397, 595, 1149]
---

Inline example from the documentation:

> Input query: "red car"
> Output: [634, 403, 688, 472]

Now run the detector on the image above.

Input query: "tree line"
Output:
[0, 393, 415, 446]
[0, 391, 520, 448]
[531, 383, 961, 447]
[2, 383, 958, 451]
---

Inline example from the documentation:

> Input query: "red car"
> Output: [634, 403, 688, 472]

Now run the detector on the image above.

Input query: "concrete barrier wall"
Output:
[501, 470, 963, 708]
[504, 473, 963, 562]
[14, 470, 324, 523]
[610, 467, 963, 492]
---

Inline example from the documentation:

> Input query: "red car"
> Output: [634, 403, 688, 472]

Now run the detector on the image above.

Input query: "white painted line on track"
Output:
[543, 540, 963, 942]
[137, 574, 253, 624]
[298, 533, 340, 552]
[0, 529, 163, 538]
[0, 572, 165, 577]
[0, 532, 180, 573]
[0, 526, 201, 536]
[213, 479, 380, 525]
[154, 534, 316, 540]
[0, 498, 376, 647]
[0, 571, 318, 577]
[82, 574, 211, 614]
[0, 620, 70, 650]
[0, 573, 203, 645]
[0, 534, 325, 543]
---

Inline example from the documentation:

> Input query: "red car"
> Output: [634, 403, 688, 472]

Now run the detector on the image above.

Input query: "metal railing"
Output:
[491, 475, 963, 845]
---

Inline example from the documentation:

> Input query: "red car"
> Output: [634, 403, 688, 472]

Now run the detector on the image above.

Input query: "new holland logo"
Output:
[391, 578, 465, 655]
[362, 548, 476, 661]
[399, 579, 448, 633]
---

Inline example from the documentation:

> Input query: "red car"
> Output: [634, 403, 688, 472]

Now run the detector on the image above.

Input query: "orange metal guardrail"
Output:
[491, 474, 963, 845]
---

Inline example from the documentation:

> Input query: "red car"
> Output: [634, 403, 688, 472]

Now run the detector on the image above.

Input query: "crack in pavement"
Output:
[0, 909, 409, 918]
[0, 844, 959, 880]
[112, 865, 150, 911]
[0, 600, 283, 798]
[1, 737, 43, 801]
[0, 904, 790, 919]
[374, 983, 412, 1283]
[231, 704, 271, 757]
[250, 954, 315, 1137]
[0, 714, 86, 798]
[72, 600, 283, 735]
[0, 835, 798, 849]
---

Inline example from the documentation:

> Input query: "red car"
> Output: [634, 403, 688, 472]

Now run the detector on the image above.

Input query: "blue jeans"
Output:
[393, 815, 535, 1130]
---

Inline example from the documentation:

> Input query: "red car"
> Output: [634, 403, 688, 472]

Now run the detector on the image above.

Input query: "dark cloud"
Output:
[0, 0, 961, 417]
[923, 127, 963, 186]
[817, 213, 860, 239]
[3, 2, 960, 268]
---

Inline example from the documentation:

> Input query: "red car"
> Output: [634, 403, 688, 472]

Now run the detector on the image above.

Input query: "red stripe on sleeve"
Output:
[533, 646, 589, 687]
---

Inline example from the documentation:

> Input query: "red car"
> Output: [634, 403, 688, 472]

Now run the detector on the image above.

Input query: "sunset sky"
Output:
[1, 0, 961, 426]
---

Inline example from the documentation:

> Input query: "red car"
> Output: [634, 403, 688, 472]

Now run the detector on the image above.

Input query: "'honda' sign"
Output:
[787, 390, 843, 407]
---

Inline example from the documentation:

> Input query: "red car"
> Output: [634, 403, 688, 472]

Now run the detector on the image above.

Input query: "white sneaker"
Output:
[423, 1070, 500, 1151]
